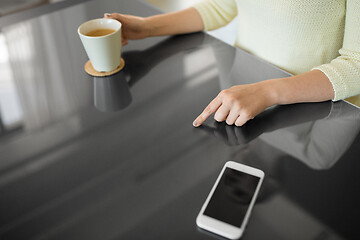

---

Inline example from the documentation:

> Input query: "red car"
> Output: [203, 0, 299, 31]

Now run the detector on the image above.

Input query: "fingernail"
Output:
[193, 120, 199, 127]
[105, 13, 111, 16]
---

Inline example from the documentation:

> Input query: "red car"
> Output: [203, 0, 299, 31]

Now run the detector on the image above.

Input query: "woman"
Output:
[105, 0, 360, 127]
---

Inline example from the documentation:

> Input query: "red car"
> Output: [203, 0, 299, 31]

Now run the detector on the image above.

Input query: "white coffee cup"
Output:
[78, 18, 122, 72]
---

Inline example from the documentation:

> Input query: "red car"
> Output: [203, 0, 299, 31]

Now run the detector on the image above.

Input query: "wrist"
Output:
[143, 17, 153, 38]
[258, 79, 283, 107]
[144, 15, 162, 37]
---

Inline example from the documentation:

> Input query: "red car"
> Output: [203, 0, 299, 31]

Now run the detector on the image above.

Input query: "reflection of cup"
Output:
[94, 72, 132, 112]
[78, 18, 122, 72]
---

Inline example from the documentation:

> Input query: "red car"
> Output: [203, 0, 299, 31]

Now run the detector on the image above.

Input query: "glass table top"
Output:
[0, 0, 359, 239]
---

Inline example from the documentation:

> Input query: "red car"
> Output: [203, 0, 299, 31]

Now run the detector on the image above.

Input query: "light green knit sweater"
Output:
[193, 0, 360, 101]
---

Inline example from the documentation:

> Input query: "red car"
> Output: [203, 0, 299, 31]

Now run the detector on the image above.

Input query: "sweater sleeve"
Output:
[192, 0, 237, 31]
[313, 0, 360, 101]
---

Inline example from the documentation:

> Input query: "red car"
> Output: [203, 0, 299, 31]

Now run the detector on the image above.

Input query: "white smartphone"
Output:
[196, 161, 264, 239]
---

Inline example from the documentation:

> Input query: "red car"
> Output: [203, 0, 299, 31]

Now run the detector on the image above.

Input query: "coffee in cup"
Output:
[85, 28, 116, 37]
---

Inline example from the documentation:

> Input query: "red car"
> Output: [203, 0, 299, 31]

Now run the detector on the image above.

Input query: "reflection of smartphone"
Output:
[196, 161, 264, 239]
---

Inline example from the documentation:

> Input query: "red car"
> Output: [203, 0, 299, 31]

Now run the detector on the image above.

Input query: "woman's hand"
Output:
[104, 8, 204, 45]
[193, 81, 277, 127]
[104, 13, 150, 46]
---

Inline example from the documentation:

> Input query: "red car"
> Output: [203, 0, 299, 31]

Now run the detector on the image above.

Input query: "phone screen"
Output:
[203, 168, 260, 228]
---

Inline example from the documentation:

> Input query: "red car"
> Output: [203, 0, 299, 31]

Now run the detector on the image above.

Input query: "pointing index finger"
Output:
[193, 97, 222, 127]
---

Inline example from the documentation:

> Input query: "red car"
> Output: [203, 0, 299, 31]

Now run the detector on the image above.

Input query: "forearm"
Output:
[266, 69, 335, 105]
[145, 7, 204, 37]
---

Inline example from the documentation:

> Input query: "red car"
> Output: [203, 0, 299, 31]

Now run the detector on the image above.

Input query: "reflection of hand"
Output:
[122, 50, 154, 86]
[193, 81, 274, 127]
[198, 102, 332, 146]
[104, 13, 149, 45]
[200, 122, 260, 146]
[121, 33, 206, 86]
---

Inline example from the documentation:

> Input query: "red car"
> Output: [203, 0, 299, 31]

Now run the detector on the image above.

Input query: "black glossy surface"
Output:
[0, 0, 360, 239]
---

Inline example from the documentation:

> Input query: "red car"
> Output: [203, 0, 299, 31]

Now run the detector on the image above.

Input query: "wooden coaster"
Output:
[84, 58, 125, 77]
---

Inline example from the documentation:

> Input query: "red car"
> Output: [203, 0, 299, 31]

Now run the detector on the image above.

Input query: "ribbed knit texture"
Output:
[193, 0, 360, 101]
